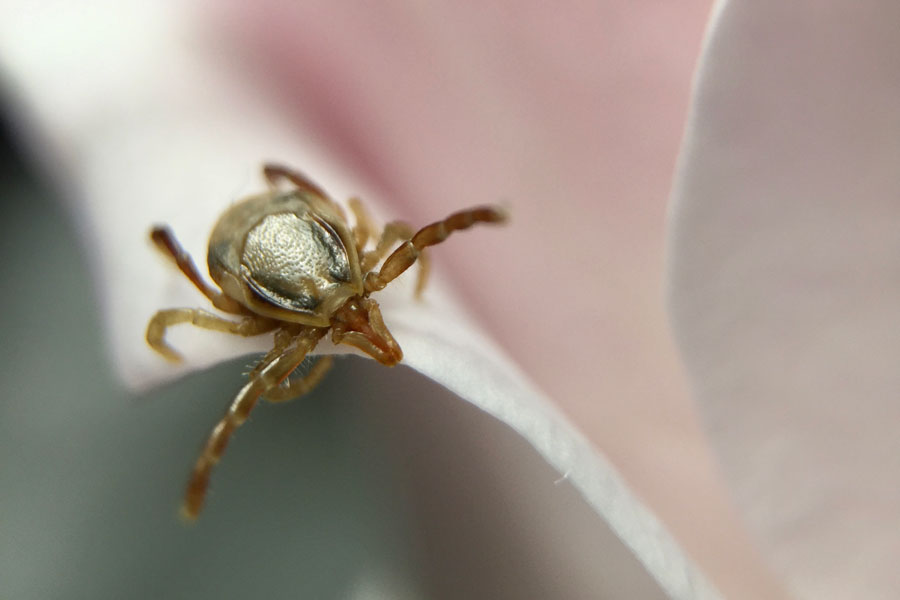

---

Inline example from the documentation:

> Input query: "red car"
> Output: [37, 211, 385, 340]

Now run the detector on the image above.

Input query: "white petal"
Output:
[669, 1, 900, 597]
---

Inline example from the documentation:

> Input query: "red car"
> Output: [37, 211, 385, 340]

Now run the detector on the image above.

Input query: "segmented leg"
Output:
[263, 163, 329, 199]
[247, 327, 300, 379]
[262, 163, 348, 221]
[348, 197, 374, 252]
[361, 221, 432, 298]
[146, 308, 277, 362]
[360, 221, 413, 272]
[182, 326, 329, 520]
[150, 227, 246, 314]
[264, 356, 334, 403]
[364, 206, 507, 294]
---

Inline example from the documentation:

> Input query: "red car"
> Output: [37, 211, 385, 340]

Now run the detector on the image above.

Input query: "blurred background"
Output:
[6, 3, 899, 599]
[0, 2, 790, 599]
[0, 115, 673, 599]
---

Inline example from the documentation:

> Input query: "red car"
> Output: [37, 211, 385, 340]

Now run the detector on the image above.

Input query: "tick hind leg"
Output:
[146, 308, 277, 362]
[150, 227, 245, 314]
[182, 326, 328, 520]
[364, 206, 508, 295]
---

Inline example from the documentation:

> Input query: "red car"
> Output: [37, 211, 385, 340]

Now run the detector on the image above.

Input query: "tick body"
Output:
[147, 164, 506, 519]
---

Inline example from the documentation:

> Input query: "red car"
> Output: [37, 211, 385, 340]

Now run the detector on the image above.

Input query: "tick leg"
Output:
[264, 356, 334, 403]
[247, 327, 300, 379]
[182, 326, 328, 520]
[360, 221, 412, 272]
[361, 221, 432, 298]
[364, 206, 507, 295]
[348, 198, 431, 295]
[348, 197, 374, 252]
[150, 226, 246, 314]
[262, 163, 348, 220]
[262, 163, 330, 198]
[146, 308, 277, 362]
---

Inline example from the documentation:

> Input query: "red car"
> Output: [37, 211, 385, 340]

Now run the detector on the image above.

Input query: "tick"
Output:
[146, 164, 507, 520]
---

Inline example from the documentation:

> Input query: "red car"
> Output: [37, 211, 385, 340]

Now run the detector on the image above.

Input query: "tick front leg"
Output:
[361, 221, 432, 298]
[360, 221, 413, 272]
[364, 206, 507, 295]
[182, 327, 328, 520]
[146, 308, 277, 362]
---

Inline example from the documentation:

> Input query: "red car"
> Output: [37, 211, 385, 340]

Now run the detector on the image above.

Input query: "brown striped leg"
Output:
[360, 221, 413, 272]
[360, 221, 433, 298]
[364, 206, 507, 295]
[181, 326, 328, 520]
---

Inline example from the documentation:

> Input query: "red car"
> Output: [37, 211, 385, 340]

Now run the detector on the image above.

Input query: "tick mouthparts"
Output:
[331, 297, 403, 365]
